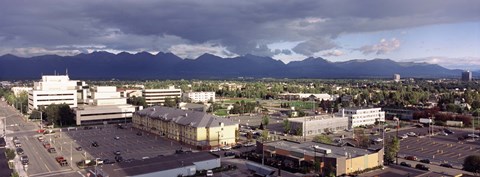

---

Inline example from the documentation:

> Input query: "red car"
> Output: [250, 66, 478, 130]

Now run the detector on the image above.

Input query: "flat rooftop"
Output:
[288, 114, 344, 123]
[264, 140, 380, 159]
[100, 152, 218, 176]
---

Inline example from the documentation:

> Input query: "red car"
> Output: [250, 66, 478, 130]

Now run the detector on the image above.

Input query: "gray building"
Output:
[462, 70, 472, 82]
[98, 152, 220, 177]
[289, 114, 348, 136]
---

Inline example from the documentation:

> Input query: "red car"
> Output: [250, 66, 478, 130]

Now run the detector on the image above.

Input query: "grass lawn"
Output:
[214, 109, 229, 116]
[222, 98, 256, 104]
[287, 101, 316, 110]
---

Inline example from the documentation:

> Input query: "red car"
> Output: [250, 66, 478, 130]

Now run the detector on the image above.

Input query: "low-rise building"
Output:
[178, 102, 208, 112]
[99, 152, 220, 177]
[337, 108, 385, 128]
[260, 140, 384, 176]
[133, 106, 238, 149]
[183, 91, 215, 103]
[288, 115, 348, 136]
[73, 86, 136, 125]
[382, 107, 415, 120]
[143, 86, 182, 106]
[11, 87, 32, 96]
[277, 93, 334, 101]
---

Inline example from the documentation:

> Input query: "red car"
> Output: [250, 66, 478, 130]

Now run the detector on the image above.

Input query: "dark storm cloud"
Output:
[0, 0, 479, 57]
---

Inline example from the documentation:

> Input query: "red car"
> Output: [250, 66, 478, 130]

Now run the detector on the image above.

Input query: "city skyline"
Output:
[0, 0, 479, 70]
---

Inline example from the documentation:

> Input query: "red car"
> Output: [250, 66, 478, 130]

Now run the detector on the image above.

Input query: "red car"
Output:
[37, 129, 45, 133]
[405, 156, 417, 161]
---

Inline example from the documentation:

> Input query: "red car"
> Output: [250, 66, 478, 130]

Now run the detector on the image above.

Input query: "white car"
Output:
[398, 134, 408, 139]
[209, 147, 220, 152]
[221, 146, 232, 151]
[206, 170, 213, 176]
[406, 132, 416, 137]
[373, 138, 383, 142]
[439, 131, 448, 136]
[467, 134, 480, 138]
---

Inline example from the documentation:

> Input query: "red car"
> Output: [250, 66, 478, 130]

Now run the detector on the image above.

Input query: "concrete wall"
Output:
[134, 165, 196, 177]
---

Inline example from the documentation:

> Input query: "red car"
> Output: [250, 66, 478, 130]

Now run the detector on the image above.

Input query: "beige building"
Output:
[289, 114, 348, 136]
[11, 87, 32, 96]
[133, 106, 238, 149]
[261, 140, 383, 176]
[73, 86, 137, 125]
[143, 86, 182, 106]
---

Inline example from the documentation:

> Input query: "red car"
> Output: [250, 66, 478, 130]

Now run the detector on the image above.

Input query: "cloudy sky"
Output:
[1, 0, 479, 69]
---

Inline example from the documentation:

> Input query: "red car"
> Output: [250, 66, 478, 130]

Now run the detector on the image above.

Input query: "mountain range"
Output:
[0, 52, 467, 80]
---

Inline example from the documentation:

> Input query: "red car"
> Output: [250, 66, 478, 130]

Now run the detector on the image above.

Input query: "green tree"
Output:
[127, 96, 147, 107]
[261, 129, 269, 141]
[45, 104, 61, 125]
[385, 137, 400, 164]
[5, 148, 16, 160]
[262, 115, 270, 127]
[164, 97, 177, 107]
[463, 155, 480, 174]
[295, 127, 303, 136]
[283, 120, 291, 134]
[313, 134, 333, 144]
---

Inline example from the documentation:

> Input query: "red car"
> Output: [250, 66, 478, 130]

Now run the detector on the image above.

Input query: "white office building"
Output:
[289, 115, 348, 136]
[28, 75, 88, 112]
[73, 86, 137, 125]
[183, 92, 215, 103]
[143, 86, 182, 106]
[337, 108, 385, 128]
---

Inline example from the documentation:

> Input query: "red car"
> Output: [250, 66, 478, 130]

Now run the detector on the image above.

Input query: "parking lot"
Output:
[382, 126, 480, 168]
[38, 124, 184, 171]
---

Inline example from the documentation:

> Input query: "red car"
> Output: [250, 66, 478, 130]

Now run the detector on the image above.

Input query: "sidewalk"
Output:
[5, 136, 28, 177]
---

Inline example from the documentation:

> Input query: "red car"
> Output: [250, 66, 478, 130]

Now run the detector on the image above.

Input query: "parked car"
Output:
[209, 147, 220, 152]
[440, 163, 453, 168]
[419, 159, 430, 164]
[415, 164, 430, 171]
[48, 148, 56, 153]
[439, 131, 448, 136]
[224, 151, 235, 157]
[400, 162, 411, 167]
[243, 142, 256, 147]
[92, 141, 99, 147]
[444, 129, 454, 134]
[76, 146, 83, 151]
[405, 156, 417, 161]
[114, 155, 123, 162]
[114, 151, 121, 155]
[20, 155, 29, 165]
[16, 148, 24, 155]
[103, 159, 115, 164]
[398, 134, 408, 139]
[221, 146, 232, 151]
[114, 136, 120, 140]
[206, 170, 213, 177]
[406, 132, 417, 137]
[136, 132, 143, 136]
[232, 144, 242, 149]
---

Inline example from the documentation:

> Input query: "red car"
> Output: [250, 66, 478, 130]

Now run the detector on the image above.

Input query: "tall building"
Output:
[133, 106, 238, 148]
[28, 75, 88, 112]
[462, 70, 472, 82]
[73, 86, 137, 125]
[337, 107, 385, 128]
[143, 86, 182, 106]
[393, 74, 400, 82]
[183, 91, 215, 103]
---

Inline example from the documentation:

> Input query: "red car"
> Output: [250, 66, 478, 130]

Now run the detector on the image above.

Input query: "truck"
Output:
[419, 118, 432, 125]
[55, 156, 68, 166]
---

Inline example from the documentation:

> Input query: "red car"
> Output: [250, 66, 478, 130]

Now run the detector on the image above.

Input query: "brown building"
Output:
[259, 140, 384, 176]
